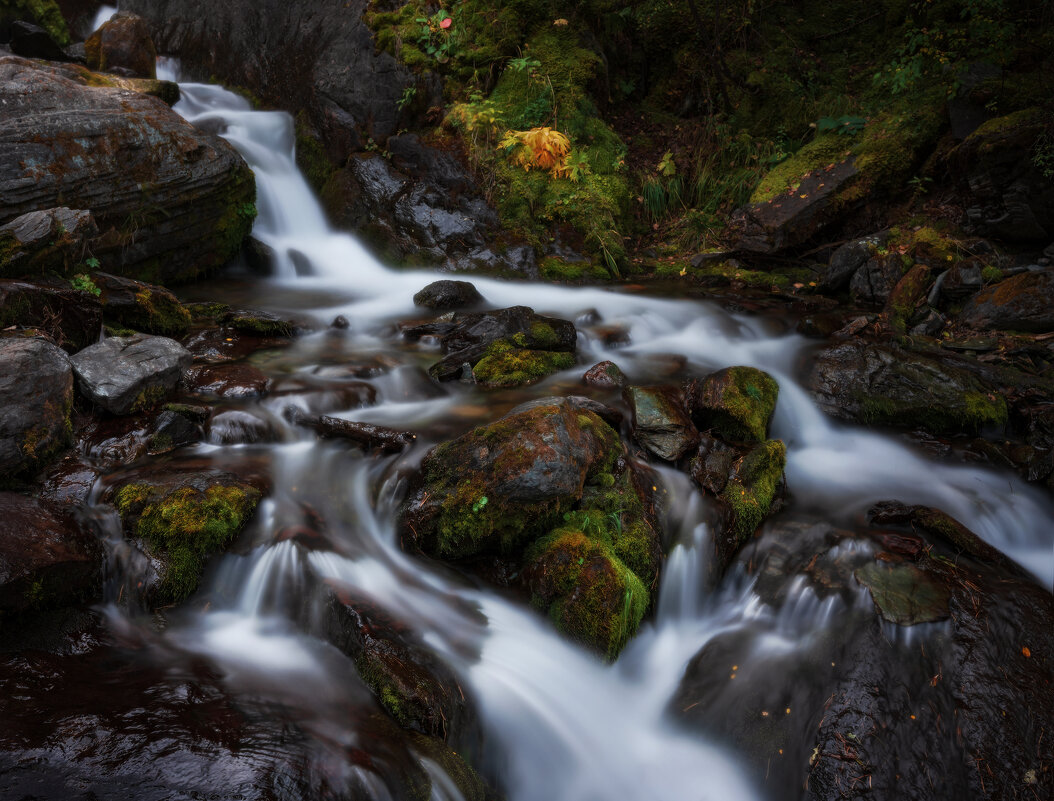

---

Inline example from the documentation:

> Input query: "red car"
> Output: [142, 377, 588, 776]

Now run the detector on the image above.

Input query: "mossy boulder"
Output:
[84, 12, 157, 79]
[112, 472, 261, 604]
[0, 337, 72, 481]
[624, 384, 699, 461]
[583, 360, 626, 389]
[959, 270, 1054, 334]
[402, 399, 621, 561]
[717, 439, 786, 568]
[219, 308, 295, 337]
[472, 339, 575, 388]
[807, 341, 1008, 435]
[93, 272, 191, 337]
[0, 208, 98, 279]
[686, 366, 780, 443]
[0, 0, 69, 46]
[854, 562, 951, 626]
[524, 528, 649, 660]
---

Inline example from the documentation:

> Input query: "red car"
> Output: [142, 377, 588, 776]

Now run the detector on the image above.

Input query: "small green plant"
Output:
[908, 175, 934, 197]
[236, 202, 256, 219]
[1034, 131, 1054, 180]
[472, 495, 488, 513]
[416, 10, 457, 63]
[396, 85, 417, 111]
[84, 256, 101, 269]
[70, 273, 100, 296]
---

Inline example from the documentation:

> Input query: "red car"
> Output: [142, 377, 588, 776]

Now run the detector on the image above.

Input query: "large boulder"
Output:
[806, 341, 1008, 435]
[959, 270, 1054, 334]
[84, 12, 157, 78]
[0, 207, 98, 278]
[685, 366, 780, 443]
[0, 278, 103, 352]
[0, 337, 72, 480]
[0, 492, 100, 617]
[71, 334, 192, 415]
[0, 56, 255, 284]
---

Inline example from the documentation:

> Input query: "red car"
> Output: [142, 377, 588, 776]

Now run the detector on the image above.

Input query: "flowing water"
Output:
[6, 56, 1051, 800]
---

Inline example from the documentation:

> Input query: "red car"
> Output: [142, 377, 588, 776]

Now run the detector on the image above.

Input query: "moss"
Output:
[695, 366, 780, 443]
[539, 257, 608, 282]
[526, 529, 648, 660]
[980, 265, 1004, 284]
[294, 111, 336, 193]
[2, 0, 70, 46]
[223, 312, 292, 337]
[472, 340, 574, 388]
[719, 439, 786, 547]
[115, 480, 260, 603]
[111, 287, 192, 337]
[130, 384, 167, 413]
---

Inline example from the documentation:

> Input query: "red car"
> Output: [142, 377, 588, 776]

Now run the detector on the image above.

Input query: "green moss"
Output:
[472, 340, 574, 388]
[526, 529, 648, 660]
[130, 384, 167, 413]
[980, 265, 1004, 284]
[223, 312, 292, 337]
[719, 439, 786, 547]
[294, 111, 336, 193]
[539, 257, 608, 282]
[109, 288, 192, 337]
[695, 366, 780, 443]
[115, 481, 260, 603]
[3, 0, 70, 46]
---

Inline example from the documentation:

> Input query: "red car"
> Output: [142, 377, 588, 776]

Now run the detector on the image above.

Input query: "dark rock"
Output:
[75, 413, 152, 465]
[147, 410, 201, 454]
[425, 306, 577, 382]
[92, 272, 191, 336]
[624, 385, 698, 461]
[685, 366, 780, 443]
[0, 279, 103, 352]
[183, 363, 270, 400]
[39, 454, 99, 510]
[402, 399, 622, 560]
[806, 340, 1008, 434]
[9, 21, 69, 62]
[182, 325, 291, 363]
[849, 252, 904, 305]
[583, 360, 626, 389]
[909, 308, 947, 337]
[938, 261, 985, 302]
[321, 581, 472, 740]
[413, 280, 483, 311]
[509, 395, 624, 432]
[0, 56, 255, 284]
[821, 232, 889, 291]
[959, 270, 1054, 333]
[331, 314, 350, 329]
[284, 407, 415, 452]
[854, 562, 950, 625]
[0, 338, 72, 479]
[0, 207, 98, 278]
[206, 409, 281, 445]
[0, 492, 100, 615]
[730, 159, 859, 253]
[269, 376, 376, 415]
[947, 108, 1054, 242]
[689, 435, 738, 495]
[84, 12, 156, 78]
[219, 308, 295, 337]
[105, 468, 262, 604]
[71, 334, 192, 415]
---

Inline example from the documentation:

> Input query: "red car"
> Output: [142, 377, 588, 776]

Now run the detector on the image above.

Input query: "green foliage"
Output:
[397, 85, 417, 110]
[3, 0, 70, 46]
[69, 273, 100, 296]
[816, 115, 867, 136]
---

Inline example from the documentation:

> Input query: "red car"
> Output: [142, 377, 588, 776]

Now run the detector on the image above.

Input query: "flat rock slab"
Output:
[72, 334, 191, 414]
[0, 337, 72, 479]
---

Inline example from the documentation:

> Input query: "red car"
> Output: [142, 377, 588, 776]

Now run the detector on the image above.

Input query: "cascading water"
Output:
[11, 60, 1045, 801]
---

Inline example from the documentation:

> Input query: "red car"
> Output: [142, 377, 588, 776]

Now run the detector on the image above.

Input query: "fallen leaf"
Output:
[1022, 646, 1031, 658]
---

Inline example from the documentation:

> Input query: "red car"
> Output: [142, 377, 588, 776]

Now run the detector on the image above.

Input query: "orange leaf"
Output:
[1022, 646, 1031, 658]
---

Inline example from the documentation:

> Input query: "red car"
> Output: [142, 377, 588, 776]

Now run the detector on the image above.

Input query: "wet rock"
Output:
[509, 395, 624, 432]
[849, 251, 904, 305]
[84, 12, 156, 78]
[689, 435, 738, 495]
[624, 385, 698, 461]
[402, 399, 622, 560]
[821, 232, 889, 291]
[867, 501, 1015, 569]
[322, 581, 472, 740]
[183, 362, 270, 400]
[76, 413, 152, 464]
[959, 270, 1054, 334]
[716, 439, 786, 569]
[147, 409, 201, 454]
[882, 263, 932, 332]
[524, 528, 648, 660]
[685, 366, 780, 443]
[0, 338, 72, 480]
[39, 455, 99, 510]
[412, 280, 483, 311]
[948, 108, 1054, 241]
[182, 326, 291, 363]
[0, 56, 254, 284]
[730, 159, 860, 253]
[269, 376, 376, 415]
[107, 470, 262, 604]
[0, 207, 98, 279]
[472, 341, 575, 389]
[92, 272, 191, 336]
[71, 334, 192, 415]
[854, 562, 950, 625]
[807, 340, 1008, 434]
[8, 21, 69, 62]
[331, 314, 350, 329]
[422, 306, 577, 383]
[284, 407, 415, 452]
[0, 493, 100, 616]
[219, 308, 296, 337]
[0, 279, 102, 352]
[583, 360, 626, 389]
[206, 409, 281, 445]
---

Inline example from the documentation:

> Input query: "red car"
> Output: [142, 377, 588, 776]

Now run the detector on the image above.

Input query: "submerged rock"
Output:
[0, 56, 255, 284]
[0, 338, 72, 480]
[72, 334, 191, 415]
[686, 366, 780, 443]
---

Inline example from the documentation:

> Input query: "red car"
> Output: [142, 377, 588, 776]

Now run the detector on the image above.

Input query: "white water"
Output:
[128, 63, 1054, 799]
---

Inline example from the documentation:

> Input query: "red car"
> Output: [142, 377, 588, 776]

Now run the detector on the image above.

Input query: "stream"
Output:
[2, 48, 1052, 801]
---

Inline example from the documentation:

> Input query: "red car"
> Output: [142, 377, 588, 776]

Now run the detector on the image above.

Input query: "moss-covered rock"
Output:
[93, 272, 191, 337]
[472, 339, 575, 388]
[113, 475, 260, 603]
[0, 0, 69, 46]
[718, 439, 786, 565]
[687, 366, 780, 443]
[524, 528, 648, 660]
[959, 270, 1054, 334]
[854, 562, 950, 626]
